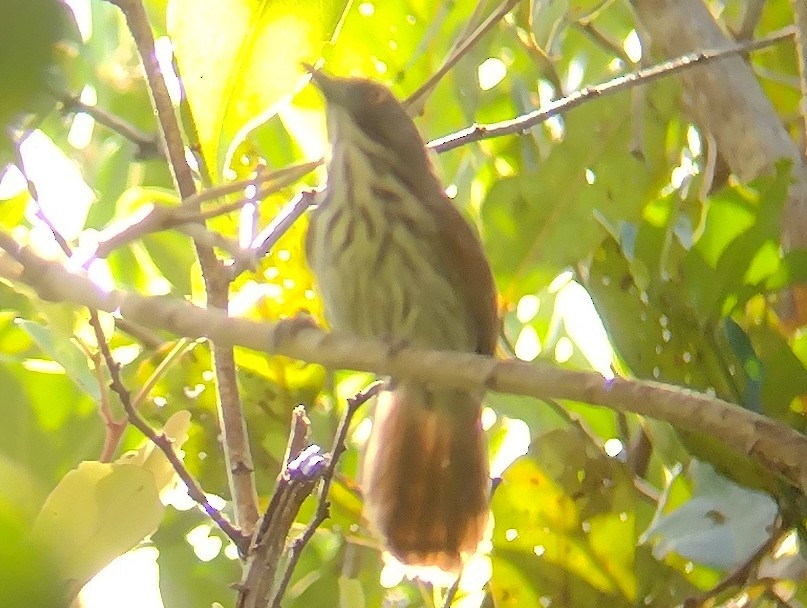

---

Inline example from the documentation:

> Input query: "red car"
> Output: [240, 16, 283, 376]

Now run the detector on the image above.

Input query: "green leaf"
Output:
[16, 319, 99, 400]
[339, 576, 365, 608]
[142, 230, 195, 295]
[491, 428, 643, 606]
[587, 238, 718, 391]
[0, 503, 63, 607]
[0, 454, 48, 521]
[0, 0, 76, 161]
[118, 410, 192, 492]
[32, 461, 164, 599]
[490, 556, 544, 607]
[0, 188, 28, 230]
[684, 167, 789, 318]
[481, 82, 677, 301]
[168, 0, 348, 177]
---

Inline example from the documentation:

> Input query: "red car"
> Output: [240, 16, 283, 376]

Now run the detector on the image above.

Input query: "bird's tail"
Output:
[361, 383, 489, 574]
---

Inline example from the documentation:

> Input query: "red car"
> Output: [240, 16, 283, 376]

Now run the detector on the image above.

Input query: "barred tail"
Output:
[361, 383, 489, 573]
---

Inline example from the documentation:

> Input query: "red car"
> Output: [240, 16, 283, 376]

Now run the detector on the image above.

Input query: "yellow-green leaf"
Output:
[32, 461, 164, 598]
[118, 410, 192, 492]
[167, 0, 348, 177]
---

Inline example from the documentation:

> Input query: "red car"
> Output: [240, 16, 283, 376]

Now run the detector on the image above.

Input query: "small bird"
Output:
[305, 66, 498, 574]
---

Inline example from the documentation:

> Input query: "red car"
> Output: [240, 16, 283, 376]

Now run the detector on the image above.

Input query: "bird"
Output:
[305, 66, 498, 575]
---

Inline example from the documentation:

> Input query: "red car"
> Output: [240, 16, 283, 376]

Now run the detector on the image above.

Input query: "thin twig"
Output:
[236, 407, 325, 608]
[574, 21, 633, 65]
[229, 190, 320, 278]
[51, 86, 162, 158]
[504, 19, 565, 94]
[735, 0, 767, 41]
[89, 309, 248, 550]
[405, 0, 520, 112]
[683, 525, 785, 607]
[13, 135, 133, 462]
[428, 26, 796, 153]
[12, 133, 43, 221]
[270, 382, 382, 607]
[442, 577, 461, 608]
[79, 162, 319, 268]
[131, 338, 193, 410]
[90, 348, 127, 462]
[179, 160, 321, 211]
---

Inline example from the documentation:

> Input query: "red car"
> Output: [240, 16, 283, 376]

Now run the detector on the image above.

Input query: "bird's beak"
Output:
[302, 63, 341, 103]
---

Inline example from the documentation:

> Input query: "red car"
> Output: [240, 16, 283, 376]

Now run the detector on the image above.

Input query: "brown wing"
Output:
[430, 190, 499, 356]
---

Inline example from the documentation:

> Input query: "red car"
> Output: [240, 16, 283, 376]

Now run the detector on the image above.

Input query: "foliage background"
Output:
[2, 0, 807, 607]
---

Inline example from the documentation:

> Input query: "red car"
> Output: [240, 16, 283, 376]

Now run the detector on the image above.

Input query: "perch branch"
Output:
[4, 233, 807, 500]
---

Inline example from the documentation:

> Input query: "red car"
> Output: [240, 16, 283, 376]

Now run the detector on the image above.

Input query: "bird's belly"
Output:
[310, 212, 474, 352]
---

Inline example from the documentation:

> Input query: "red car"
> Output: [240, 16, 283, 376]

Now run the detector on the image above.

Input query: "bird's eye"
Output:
[367, 87, 388, 105]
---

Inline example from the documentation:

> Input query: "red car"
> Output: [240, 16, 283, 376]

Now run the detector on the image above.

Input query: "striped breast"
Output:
[306, 103, 482, 353]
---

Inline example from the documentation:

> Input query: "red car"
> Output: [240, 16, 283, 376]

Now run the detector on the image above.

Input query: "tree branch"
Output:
[4, 232, 807, 499]
[405, 0, 520, 112]
[227, 30, 796, 285]
[229, 190, 320, 278]
[77, 160, 320, 266]
[269, 383, 380, 607]
[106, 0, 261, 533]
[236, 385, 375, 608]
[236, 407, 326, 608]
[90, 308, 248, 550]
[428, 26, 796, 153]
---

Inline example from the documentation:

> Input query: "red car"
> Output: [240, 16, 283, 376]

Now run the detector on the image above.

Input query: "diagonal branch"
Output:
[405, 0, 520, 112]
[90, 308, 247, 551]
[51, 87, 162, 159]
[75, 161, 319, 267]
[237, 407, 325, 608]
[428, 26, 796, 153]
[3, 232, 807, 499]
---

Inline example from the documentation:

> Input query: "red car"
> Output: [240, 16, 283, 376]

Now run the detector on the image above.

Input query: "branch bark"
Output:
[106, 0, 260, 533]
[237, 407, 325, 608]
[3, 232, 807, 498]
[427, 27, 795, 153]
